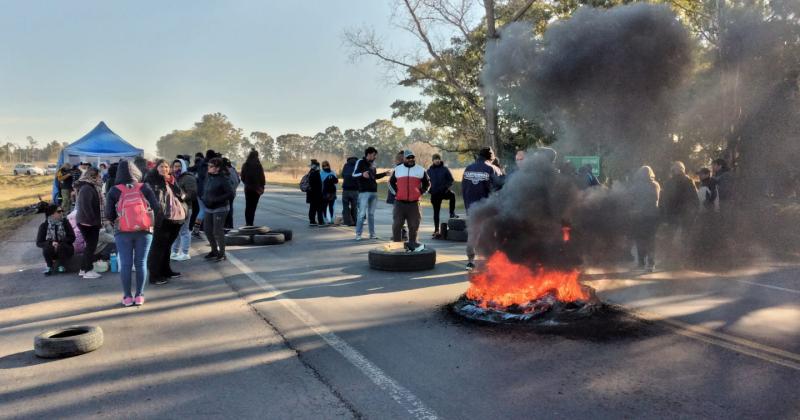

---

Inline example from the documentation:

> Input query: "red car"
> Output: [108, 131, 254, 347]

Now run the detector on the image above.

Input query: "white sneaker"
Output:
[355, 235, 362, 241]
[83, 270, 101, 279]
[174, 253, 191, 261]
[170, 252, 179, 260]
[412, 244, 426, 252]
[78, 270, 86, 277]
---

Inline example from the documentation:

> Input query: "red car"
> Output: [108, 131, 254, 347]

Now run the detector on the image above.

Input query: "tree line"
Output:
[0, 137, 68, 163]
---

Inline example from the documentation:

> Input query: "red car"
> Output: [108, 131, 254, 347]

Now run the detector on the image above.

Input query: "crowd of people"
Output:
[38, 148, 265, 306]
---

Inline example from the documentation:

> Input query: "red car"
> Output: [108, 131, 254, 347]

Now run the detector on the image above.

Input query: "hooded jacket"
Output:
[462, 158, 504, 210]
[341, 157, 359, 191]
[105, 160, 160, 223]
[203, 172, 235, 210]
[241, 158, 266, 194]
[661, 172, 697, 220]
[427, 162, 454, 195]
[630, 166, 661, 220]
[175, 159, 198, 203]
[74, 173, 102, 226]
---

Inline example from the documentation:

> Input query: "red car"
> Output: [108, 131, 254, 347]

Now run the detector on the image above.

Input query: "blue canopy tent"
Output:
[52, 121, 143, 201]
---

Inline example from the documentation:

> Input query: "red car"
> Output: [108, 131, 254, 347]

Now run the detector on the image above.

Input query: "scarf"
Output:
[78, 171, 106, 223]
[45, 216, 66, 242]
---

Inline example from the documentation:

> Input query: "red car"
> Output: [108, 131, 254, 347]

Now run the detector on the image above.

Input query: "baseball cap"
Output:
[403, 150, 415, 158]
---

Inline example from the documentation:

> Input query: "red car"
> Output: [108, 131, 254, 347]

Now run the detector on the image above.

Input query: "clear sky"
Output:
[0, 0, 420, 154]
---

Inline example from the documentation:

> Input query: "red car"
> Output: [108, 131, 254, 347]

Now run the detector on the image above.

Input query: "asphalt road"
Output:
[1, 185, 798, 419]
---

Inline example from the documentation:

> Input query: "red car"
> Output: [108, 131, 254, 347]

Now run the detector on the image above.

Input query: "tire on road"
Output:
[252, 233, 285, 246]
[447, 229, 468, 242]
[368, 247, 437, 272]
[447, 218, 466, 231]
[224, 234, 253, 246]
[270, 228, 293, 241]
[34, 325, 104, 358]
[237, 225, 271, 235]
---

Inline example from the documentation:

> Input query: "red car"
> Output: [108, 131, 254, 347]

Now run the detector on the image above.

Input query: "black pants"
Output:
[205, 210, 228, 256]
[393, 201, 421, 248]
[632, 218, 658, 268]
[308, 199, 325, 224]
[244, 189, 262, 226]
[225, 200, 235, 229]
[148, 222, 182, 280]
[341, 190, 359, 225]
[430, 191, 456, 231]
[189, 198, 199, 229]
[42, 243, 74, 268]
[77, 224, 100, 272]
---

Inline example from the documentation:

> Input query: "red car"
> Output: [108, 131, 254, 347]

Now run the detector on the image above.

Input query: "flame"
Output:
[466, 251, 588, 308]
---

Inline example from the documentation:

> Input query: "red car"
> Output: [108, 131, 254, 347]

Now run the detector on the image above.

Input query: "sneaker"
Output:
[465, 262, 475, 271]
[83, 270, 101, 279]
[170, 252, 179, 260]
[167, 272, 182, 279]
[369, 235, 380, 240]
[204, 251, 219, 260]
[412, 244, 426, 252]
[309, 223, 318, 227]
[43, 267, 53, 276]
[56, 265, 66, 273]
[450, 214, 459, 219]
[213, 254, 227, 262]
[78, 269, 86, 277]
[133, 295, 145, 306]
[432, 232, 441, 239]
[174, 253, 191, 261]
[122, 296, 134, 307]
[355, 235, 362, 241]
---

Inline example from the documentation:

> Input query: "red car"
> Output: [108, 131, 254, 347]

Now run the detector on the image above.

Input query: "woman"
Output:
[106, 160, 159, 306]
[240, 149, 266, 226]
[306, 159, 324, 226]
[203, 157, 235, 262]
[320, 161, 338, 224]
[170, 158, 197, 261]
[74, 166, 104, 279]
[223, 157, 240, 229]
[629, 165, 661, 272]
[144, 159, 187, 285]
[36, 204, 75, 275]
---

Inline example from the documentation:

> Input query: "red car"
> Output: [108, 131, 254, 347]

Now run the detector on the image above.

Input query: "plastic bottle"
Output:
[110, 253, 118, 273]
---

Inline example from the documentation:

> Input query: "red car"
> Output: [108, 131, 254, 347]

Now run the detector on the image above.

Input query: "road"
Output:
[1, 185, 798, 419]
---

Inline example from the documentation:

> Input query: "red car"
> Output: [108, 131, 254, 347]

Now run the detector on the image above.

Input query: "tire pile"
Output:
[441, 217, 467, 242]
[224, 226, 293, 247]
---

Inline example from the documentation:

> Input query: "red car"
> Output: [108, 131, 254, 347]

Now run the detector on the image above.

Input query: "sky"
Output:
[0, 0, 422, 154]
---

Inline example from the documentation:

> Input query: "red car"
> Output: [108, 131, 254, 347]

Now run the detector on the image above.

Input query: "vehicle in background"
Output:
[13, 163, 45, 176]
[45, 163, 58, 175]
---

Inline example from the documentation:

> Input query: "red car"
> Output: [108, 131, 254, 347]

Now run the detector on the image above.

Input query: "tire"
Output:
[270, 228, 293, 241]
[448, 218, 466, 231]
[368, 247, 437, 272]
[237, 225, 271, 235]
[34, 325, 104, 358]
[224, 234, 253, 246]
[447, 229, 468, 242]
[252, 233, 285, 245]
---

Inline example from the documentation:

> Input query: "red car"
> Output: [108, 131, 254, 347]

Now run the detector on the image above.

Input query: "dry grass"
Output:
[0, 175, 53, 236]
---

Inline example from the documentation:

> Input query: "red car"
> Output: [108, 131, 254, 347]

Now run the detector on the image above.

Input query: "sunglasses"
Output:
[55, 209, 63, 213]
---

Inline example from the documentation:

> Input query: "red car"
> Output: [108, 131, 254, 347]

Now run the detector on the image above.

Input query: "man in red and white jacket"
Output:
[389, 150, 431, 252]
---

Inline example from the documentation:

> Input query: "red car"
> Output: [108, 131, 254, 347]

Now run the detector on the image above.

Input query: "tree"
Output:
[157, 113, 245, 160]
[26, 136, 38, 161]
[250, 131, 276, 163]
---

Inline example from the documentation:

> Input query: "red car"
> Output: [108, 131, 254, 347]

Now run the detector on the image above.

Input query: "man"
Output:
[386, 151, 408, 241]
[712, 158, 734, 208]
[56, 163, 74, 211]
[340, 156, 359, 226]
[462, 147, 505, 270]
[661, 161, 697, 245]
[353, 146, 390, 240]
[427, 153, 456, 239]
[389, 150, 430, 252]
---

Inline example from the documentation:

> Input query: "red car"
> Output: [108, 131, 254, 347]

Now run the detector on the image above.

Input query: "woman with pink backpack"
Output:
[105, 160, 159, 307]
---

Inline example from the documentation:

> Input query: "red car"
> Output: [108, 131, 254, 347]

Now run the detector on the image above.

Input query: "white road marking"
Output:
[226, 253, 439, 420]
[735, 279, 800, 294]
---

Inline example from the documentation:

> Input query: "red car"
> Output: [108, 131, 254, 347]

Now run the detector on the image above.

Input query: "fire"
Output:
[466, 251, 588, 308]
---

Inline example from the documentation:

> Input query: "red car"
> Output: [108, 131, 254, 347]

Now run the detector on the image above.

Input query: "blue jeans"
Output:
[355, 192, 378, 237]
[115, 232, 153, 298]
[197, 199, 207, 222]
[171, 221, 191, 254]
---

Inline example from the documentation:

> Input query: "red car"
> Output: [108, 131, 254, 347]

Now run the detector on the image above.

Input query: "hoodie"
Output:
[175, 159, 198, 202]
[341, 157, 359, 191]
[105, 160, 159, 223]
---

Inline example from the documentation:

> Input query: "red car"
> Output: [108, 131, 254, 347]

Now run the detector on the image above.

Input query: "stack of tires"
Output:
[444, 217, 467, 242]
[224, 226, 293, 247]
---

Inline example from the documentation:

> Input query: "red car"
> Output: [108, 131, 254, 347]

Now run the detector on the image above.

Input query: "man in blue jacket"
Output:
[428, 153, 457, 238]
[462, 147, 505, 270]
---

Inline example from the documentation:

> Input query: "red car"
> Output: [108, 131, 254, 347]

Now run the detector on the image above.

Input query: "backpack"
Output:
[165, 184, 186, 223]
[299, 174, 310, 193]
[115, 183, 153, 232]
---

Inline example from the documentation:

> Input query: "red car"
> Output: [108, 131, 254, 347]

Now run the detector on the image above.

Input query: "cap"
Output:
[403, 150, 415, 158]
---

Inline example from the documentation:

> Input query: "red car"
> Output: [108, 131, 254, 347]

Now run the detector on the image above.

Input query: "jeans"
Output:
[341, 190, 359, 225]
[325, 199, 335, 223]
[148, 222, 181, 280]
[355, 192, 378, 237]
[115, 232, 152, 298]
[77, 224, 100, 272]
[430, 191, 456, 231]
[244, 189, 262, 226]
[392, 201, 421, 248]
[197, 199, 207, 224]
[171, 220, 191, 255]
[205, 210, 228, 255]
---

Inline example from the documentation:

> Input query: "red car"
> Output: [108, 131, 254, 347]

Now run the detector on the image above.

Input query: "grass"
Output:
[266, 168, 467, 212]
[0, 175, 54, 237]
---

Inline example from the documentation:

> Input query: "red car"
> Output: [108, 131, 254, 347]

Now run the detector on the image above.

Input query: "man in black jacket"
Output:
[352, 147, 390, 240]
[340, 156, 359, 226]
[427, 153, 456, 238]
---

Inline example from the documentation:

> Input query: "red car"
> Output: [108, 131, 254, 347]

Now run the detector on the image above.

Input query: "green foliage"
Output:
[156, 113, 244, 161]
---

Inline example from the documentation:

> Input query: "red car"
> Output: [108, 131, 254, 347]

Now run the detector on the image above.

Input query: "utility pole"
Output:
[483, 0, 499, 155]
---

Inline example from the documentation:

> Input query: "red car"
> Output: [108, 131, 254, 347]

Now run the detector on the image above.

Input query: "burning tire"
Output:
[447, 229, 468, 242]
[34, 325, 104, 358]
[236, 225, 271, 235]
[224, 234, 253, 246]
[270, 228, 293, 241]
[368, 247, 436, 271]
[447, 218, 466, 231]
[252, 233, 285, 246]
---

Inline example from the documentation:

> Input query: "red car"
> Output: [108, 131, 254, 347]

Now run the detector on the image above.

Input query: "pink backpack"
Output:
[115, 183, 153, 232]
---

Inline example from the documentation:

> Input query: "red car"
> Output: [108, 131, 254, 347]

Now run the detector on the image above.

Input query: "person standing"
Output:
[427, 153, 457, 238]
[306, 160, 325, 226]
[106, 160, 159, 307]
[193, 150, 214, 235]
[661, 161, 697, 250]
[353, 147, 390, 240]
[629, 165, 661, 272]
[170, 158, 197, 261]
[240, 149, 266, 226]
[389, 150, 430, 252]
[202, 157, 235, 262]
[320, 161, 338, 224]
[56, 163, 74, 211]
[386, 151, 407, 241]
[144, 159, 186, 285]
[74, 167, 104, 279]
[223, 157, 240, 229]
[462, 147, 505, 270]
[340, 156, 359, 226]
[36, 204, 75, 275]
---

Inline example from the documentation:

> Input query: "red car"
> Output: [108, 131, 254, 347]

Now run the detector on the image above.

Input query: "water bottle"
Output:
[110, 253, 118, 273]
